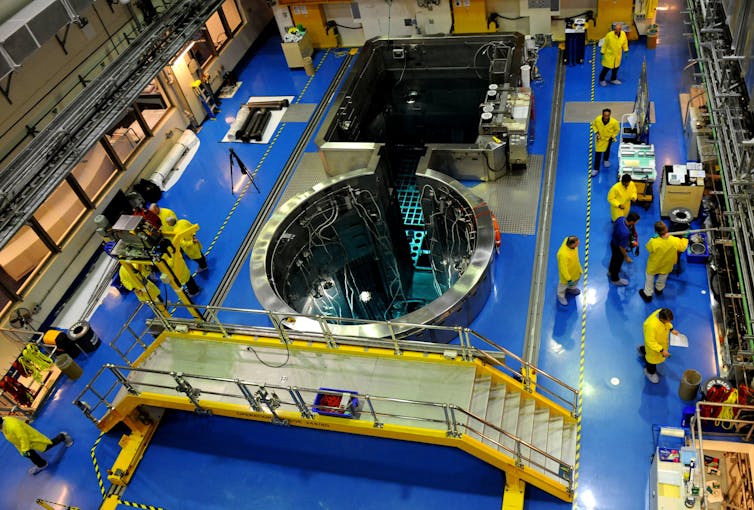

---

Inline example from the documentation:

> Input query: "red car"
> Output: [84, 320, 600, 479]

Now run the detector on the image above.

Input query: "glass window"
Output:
[0, 226, 52, 295]
[104, 110, 146, 163]
[187, 30, 215, 68]
[206, 12, 227, 50]
[33, 181, 87, 245]
[222, 0, 242, 33]
[135, 79, 170, 131]
[71, 142, 118, 202]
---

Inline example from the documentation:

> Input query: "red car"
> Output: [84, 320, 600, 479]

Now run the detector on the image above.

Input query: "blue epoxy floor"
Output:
[0, 4, 721, 508]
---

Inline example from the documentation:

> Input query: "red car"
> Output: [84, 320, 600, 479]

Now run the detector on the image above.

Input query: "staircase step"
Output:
[466, 375, 492, 442]
[483, 383, 507, 448]
[499, 390, 522, 456]
[559, 421, 578, 483]
[515, 398, 536, 463]
[545, 416, 565, 477]
[528, 407, 550, 473]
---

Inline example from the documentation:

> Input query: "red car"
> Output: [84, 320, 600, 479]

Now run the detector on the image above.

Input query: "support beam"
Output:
[107, 407, 164, 486]
[502, 474, 526, 510]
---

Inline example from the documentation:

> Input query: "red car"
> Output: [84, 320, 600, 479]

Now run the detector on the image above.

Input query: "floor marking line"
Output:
[572, 40, 597, 509]
[90, 432, 106, 498]
[203, 49, 329, 260]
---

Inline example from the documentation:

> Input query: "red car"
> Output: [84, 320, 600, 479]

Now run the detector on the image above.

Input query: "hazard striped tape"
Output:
[572, 40, 598, 509]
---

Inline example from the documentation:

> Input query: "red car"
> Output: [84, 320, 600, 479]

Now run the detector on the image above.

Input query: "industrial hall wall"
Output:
[0, 0, 272, 333]
[271, 0, 596, 48]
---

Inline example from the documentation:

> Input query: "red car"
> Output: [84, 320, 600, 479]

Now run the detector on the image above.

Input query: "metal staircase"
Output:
[75, 303, 578, 505]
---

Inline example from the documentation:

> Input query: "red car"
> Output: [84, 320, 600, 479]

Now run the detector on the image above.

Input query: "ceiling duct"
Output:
[0, 0, 93, 80]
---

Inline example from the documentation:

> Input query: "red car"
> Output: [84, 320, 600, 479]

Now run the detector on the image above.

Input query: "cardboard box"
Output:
[281, 32, 313, 68]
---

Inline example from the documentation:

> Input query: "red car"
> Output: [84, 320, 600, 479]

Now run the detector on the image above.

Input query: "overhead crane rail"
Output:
[0, 0, 227, 250]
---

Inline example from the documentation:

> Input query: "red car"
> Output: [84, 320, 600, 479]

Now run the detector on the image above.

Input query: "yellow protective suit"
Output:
[174, 219, 203, 260]
[2, 416, 51, 454]
[591, 115, 620, 152]
[119, 264, 161, 302]
[556, 237, 582, 284]
[601, 30, 628, 69]
[643, 309, 672, 365]
[157, 207, 177, 227]
[607, 181, 638, 221]
[163, 246, 191, 285]
[645, 235, 689, 274]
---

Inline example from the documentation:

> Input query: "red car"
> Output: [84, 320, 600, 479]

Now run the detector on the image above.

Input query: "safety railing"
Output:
[120, 300, 579, 417]
[73, 362, 575, 491]
[690, 401, 754, 509]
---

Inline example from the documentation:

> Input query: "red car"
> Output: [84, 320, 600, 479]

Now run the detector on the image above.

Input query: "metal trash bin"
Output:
[679, 369, 702, 401]
[303, 56, 315, 77]
[647, 25, 659, 50]
[55, 354, 83, 380]
[67, 321, 101, 353]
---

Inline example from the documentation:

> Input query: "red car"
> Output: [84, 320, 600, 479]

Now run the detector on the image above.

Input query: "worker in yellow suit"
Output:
[556, 236, 583, 306]
[163, 217, 208, 272]
[119, 262, 162, 304]
[607, 174, 638, 221]
[640, 221, 689, 302]
[158, 239, 201, 297]
[148, 203, 177, 228]
[0, 416, 72, 475]
[637, 308, 677, 383]
[599, 22, 628, 86]
[591, 108, 620, 177]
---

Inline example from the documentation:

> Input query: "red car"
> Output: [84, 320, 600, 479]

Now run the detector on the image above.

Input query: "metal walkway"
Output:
[75, 304, 578, 505]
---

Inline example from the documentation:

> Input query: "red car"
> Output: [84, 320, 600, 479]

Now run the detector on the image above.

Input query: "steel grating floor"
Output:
[472, 154, 544, 235]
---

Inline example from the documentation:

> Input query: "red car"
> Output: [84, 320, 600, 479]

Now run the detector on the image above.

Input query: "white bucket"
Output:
[521, 64, 531, 88]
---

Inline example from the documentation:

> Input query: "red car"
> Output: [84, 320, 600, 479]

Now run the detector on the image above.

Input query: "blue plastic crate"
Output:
[686, 233, 709, 264]
[312, 387, 361, 418]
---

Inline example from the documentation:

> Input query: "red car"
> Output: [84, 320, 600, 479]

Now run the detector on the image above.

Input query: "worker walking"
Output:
[0, 416, 73, 475]
[591, 109, 620, 177]
[609, 211, 640, 286]
[639, 221, 689, 302]
[607, 174, 637, 221]
[599, 23, 628, 86]
[637, 308, 677, 383]
[162, 217, 208, 272]
[556, 236, 583, 306]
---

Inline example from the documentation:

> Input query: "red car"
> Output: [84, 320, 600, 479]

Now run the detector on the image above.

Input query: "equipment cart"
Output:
[618, 113, 656, 209]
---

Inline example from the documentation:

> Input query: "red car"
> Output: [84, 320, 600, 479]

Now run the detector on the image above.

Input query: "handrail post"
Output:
[522, 363, 532, 393]
[109, 366, 139, 395]
[456, 327, 469, 361]
[288, 386, 313, 419]
[449, 405, 461, 438]
[364, 395, 383, 428]
[236, 379, 263, 412]
[514, 439, 524, 468]
[205, 307, 229, 338]
[268, 311, 291, 344]
[386, 321, 401, 355]
[172, 372, 209, 414]
[146, 300, 175, 332]
[316, 315, 337, 349]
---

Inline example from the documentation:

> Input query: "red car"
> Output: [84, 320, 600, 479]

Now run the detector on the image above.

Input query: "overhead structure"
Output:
[0, 0, 227, 251]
